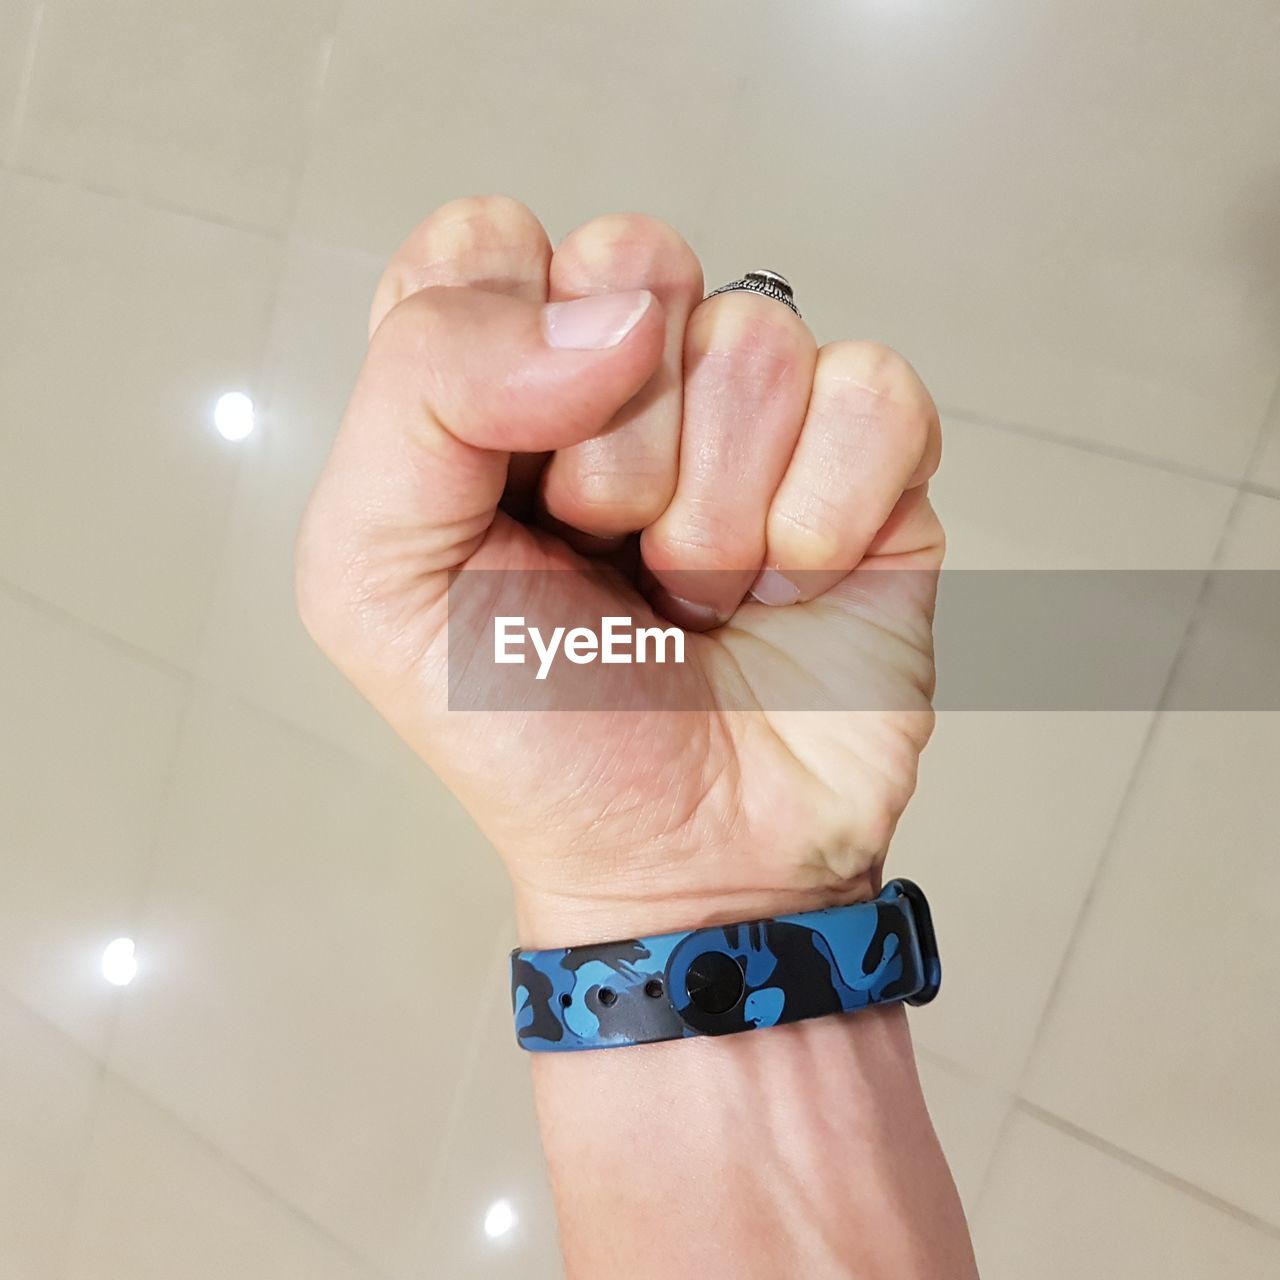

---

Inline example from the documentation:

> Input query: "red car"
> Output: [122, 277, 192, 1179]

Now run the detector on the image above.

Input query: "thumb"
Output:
[297, 285, 661, 657]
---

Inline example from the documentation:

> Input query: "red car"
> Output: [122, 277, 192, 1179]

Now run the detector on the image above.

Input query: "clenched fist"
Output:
[296, 196, 943, 947]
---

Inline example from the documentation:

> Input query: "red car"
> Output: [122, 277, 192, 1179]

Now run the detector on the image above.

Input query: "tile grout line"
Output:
[35, 959, 388, 1280]
[0, 570, 429, 792]
[12, 0, 335, 1133]
[56, 674, 203, 1279]
[971, 366, 1280, 1223]
[916, 1043, 1012, 1097]
[0, 158, 288, 242]
[0, 164, 1273, 515]
[5, 19, 1276, 1240]
[0, 575, 191, 683]
[114, 1066, 402, 1278]
[277, 0, 343, 243]
[2, 172, 1273, 512]
[179, 253, 291, 708]
[3, 0, 45, 167]
[41, 681, 491, 1279]
[42, 1023, 398, 1277]
[63, 125, 355, 1249]
[937, 400, 1251, 492]
[1016, 1100, 1280, 1241]
[0, 159, 400, 267]
[913, 1046, 1015, 1228]
[177, 0, 340, 761]
[0, 539, 199, 1273]
[9, 978, 392, 1280]
[48, 1029, 109, 1280]
[11, 630, 401, 1275]
[414, 920, 517, 1256]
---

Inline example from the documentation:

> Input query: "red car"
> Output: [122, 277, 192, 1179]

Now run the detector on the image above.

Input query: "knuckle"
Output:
[386, 196, 549, 297]
[546, 464, 674, 535]
[646, 503, 763, 571]
[556, 213, 702, 293]
[811, 341, 938, 470]
[819, 339, 912, 394]
[687, 293, 814, 386]
[374, 197, 549, 335]
[418, 194, 545, 255]
[766, 500, 848, 571]
[816, 341, 935, 431]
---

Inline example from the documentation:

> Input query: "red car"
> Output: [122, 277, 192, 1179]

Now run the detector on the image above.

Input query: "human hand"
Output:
[296, 197, 943, 946]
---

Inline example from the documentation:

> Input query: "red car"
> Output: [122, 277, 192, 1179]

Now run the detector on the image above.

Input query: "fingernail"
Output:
[749, 569, 802, 606]
[541, 290, 652, 350]
[648, 586, 728, 632]
[666, 595, 725, 629]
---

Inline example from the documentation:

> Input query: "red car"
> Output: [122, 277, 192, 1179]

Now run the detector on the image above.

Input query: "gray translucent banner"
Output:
[446, 569, 1279, 711]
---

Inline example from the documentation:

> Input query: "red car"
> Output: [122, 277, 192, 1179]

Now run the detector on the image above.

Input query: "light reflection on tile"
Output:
[0, 171, 281, 667]
[413, 953, 563, 1279]
[195, 240, 419, 778]
[0, 587, 187, 1055]
[108, 688, 510, 1276]
[1, 0, 1278, 1271]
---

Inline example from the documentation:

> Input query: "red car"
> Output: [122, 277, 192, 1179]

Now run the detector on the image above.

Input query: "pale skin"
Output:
[297, 196, 979, 1278]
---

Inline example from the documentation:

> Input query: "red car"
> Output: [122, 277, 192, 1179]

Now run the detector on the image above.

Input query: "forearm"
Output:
[529, 987, 977, 1279]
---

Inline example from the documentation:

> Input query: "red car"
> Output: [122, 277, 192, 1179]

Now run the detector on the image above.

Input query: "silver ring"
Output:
[704, 269, 800, 317]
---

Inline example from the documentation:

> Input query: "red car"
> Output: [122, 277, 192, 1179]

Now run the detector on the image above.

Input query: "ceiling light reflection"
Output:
[101, 937, 138, 986]
[213, 390, 255, 441]
[483, 1198, 518, 1241]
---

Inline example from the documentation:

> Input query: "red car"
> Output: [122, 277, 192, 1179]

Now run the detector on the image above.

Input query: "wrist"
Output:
[532, 1007, 977, 1280]
[512, 870, 880, 950]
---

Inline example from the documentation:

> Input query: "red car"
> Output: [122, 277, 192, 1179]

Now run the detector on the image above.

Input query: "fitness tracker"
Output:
[511, 878, 940, 1052]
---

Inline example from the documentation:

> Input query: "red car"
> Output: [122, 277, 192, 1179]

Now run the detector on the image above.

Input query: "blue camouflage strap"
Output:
[510, 878, 941, 1052]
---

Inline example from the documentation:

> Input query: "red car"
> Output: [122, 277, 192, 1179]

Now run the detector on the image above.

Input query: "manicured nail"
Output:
[749, 569, 802, 606]
[541, 290, 652, 350]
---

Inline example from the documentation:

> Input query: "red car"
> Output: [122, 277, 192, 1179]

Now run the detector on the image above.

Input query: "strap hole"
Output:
[644, 979, 664, 999]
[559, 993, 572, 1008]
[598, 987, 617, 1007]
